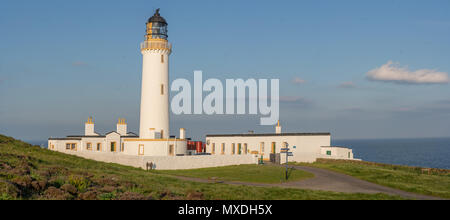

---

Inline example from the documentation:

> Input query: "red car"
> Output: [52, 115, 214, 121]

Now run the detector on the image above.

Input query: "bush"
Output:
[68, 175, 91, 192]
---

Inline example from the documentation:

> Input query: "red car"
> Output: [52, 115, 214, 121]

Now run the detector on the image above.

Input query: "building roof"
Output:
[49, 132, 139, 140]
[321, 146, 350, 149]
[206, 132, 331, 137]
[67, 135, 106, 138]
[48, 137, 82, 140]
[148, 8, 167, 24]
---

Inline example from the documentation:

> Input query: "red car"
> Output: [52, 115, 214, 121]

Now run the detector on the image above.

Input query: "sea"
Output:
[28, 137, 450, 169]
[333, 138, 450, 169]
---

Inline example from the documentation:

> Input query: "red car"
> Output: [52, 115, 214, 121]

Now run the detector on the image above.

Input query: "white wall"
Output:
[144, 154, 258, 170]
[123, 139, 187, 156]
[46, 145, 257, 170]
[320, 147, 355, 160]
[205, 135, 331, 163]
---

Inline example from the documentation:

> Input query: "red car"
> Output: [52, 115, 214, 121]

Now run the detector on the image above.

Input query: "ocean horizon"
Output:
[25, 137, 450, 170]
[333, 137, 450, 169]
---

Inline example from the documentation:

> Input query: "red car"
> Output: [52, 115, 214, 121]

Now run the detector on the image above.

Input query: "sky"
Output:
[1, 0, 450, 142]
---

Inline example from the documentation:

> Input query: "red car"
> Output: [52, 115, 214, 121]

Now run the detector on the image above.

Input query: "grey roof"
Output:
[122, 135, 139, 138]
[48, 137, 82, 141]
[49, 132, 139, 140]
[66, 135, 106, 138]
[206, 132, 331, 137]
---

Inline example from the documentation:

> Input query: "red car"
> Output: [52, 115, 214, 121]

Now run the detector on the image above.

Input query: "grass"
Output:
[294, 159, 450, 199]
[152, 164, 314, 184]
[0, 134, 406, 200]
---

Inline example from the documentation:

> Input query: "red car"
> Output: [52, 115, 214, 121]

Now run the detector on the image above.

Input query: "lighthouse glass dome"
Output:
[146, 9, 168, 40]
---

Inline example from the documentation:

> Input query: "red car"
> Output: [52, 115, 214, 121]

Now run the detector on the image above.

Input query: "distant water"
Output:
[27, 140, 48, 148]
[333, 138, 450, 169]
[26, 138, 450, 169]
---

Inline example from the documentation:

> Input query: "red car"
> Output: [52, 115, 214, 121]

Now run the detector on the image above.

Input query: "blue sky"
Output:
[1, 0, 450, 141]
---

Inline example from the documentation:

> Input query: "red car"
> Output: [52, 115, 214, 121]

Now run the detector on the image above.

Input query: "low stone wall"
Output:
[54, 149, 258, 170]
[143, 154, 259, 170]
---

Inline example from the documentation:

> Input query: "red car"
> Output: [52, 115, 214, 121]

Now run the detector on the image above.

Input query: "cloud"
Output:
[279, 96, 312, 107]
[292, 77, 306, 84]
[366, 61, 449, 84]
[341, 107, 365, 112]
[279, 96, 305, 102]
[338, 81, 356, 89]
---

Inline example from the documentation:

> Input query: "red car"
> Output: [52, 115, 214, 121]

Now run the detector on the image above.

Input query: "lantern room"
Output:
[146, 8, 168, 41]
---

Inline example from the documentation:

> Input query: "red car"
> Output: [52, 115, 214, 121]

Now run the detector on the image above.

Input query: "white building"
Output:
[48, 117, 187, 157]
[205, 121, 356, 163]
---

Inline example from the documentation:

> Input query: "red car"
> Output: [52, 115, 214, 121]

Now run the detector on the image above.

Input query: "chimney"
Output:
[180, 128, 186, 139]
[85, 117, 96, 136]
[116, 118, 127, 136]
[275, 120, 282, 134]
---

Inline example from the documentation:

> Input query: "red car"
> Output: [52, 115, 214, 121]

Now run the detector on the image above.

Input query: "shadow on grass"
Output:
[286, 167, 295, 181]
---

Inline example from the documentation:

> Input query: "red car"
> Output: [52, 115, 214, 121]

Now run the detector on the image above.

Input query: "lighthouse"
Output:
[139, 9, 171, 139]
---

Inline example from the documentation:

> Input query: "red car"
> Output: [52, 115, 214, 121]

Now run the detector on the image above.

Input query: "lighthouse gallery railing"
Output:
[140, 41, 172, 51]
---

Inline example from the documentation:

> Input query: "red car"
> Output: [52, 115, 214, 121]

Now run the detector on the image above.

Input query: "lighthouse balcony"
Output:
[140, 40, 172, 52]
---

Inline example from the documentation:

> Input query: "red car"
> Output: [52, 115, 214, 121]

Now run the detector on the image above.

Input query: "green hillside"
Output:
[0, 134, 403, 200]
[295, 159, 450, 199]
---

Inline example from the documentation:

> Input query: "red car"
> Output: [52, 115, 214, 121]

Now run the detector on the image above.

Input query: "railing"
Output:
[140, 40, 172, 51]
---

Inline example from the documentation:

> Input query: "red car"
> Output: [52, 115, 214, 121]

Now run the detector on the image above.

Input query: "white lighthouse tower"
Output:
[139, 9, 171, 139]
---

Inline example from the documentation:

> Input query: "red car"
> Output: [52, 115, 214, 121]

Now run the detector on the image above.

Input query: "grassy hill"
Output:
[0, 134, 404, 200]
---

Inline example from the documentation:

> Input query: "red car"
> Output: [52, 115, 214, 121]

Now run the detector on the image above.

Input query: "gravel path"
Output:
[166, 164, 444, 200]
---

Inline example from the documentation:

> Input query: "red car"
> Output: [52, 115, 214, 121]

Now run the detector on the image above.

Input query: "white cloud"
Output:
[292, 77, 306, 84]
[367, 61, 449, 84]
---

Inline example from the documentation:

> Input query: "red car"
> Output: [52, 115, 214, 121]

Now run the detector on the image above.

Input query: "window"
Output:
[169, 144, 174, 156]
[238, 143, 242, 155]
[161, 84, 164, 95]
[97, 143, 101, 151]
[86, 143, 92, 150]
[66, 143, 71, 150]
[327, 151, 332, 156]
[160, 129, 164, 138]
[244, 143, 248, 155]
[271, 142, 276, 154]
[121, 143, 124, 152]
[348, 152, 351, 158]
[212, 143, 215, 155]
[232, 143, 235, 155]
[138, 144, 144, 155]
[111, 142, 116, 152]
[260, 142, 265, 155]
[71, 143, 77, 151]
[221, 143, 225, 154]
[161, 54, 164, 63]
